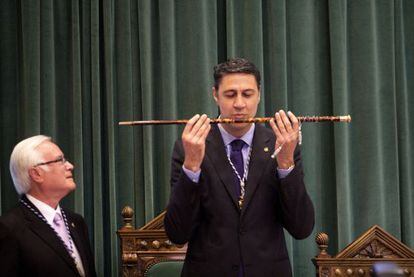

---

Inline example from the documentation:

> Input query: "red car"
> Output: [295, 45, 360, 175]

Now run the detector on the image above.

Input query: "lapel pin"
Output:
[264, 147, 269, 153]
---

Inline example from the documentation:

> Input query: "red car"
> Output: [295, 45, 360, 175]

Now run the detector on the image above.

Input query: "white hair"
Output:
[9, 135, 51, 195]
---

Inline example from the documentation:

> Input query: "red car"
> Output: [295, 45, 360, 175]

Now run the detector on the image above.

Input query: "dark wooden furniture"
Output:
[118, 206, 414, 276]
[117, 207, 187, 277]
[313, 225, 414, 276]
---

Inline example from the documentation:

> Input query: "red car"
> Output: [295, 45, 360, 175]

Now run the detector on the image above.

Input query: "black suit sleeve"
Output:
[0, 220, 20, 276]
[164, 140, 202, 245]
[276, 148, 315, 239]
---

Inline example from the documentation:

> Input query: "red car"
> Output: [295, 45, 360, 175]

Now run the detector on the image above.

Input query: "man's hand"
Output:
[182, 114, 211, 172]
[269, 110, 299, 169]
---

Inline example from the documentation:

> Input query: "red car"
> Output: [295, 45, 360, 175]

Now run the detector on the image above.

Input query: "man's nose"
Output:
[65, 161, 74, 170]
[234, 94, 245, 108]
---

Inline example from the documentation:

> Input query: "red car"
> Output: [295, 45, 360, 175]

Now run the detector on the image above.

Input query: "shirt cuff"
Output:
[182, 165, 201, 183]
[277, 165, 294, 179]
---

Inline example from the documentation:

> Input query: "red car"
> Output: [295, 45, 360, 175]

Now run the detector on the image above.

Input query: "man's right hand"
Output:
[182, 114, 211, 172]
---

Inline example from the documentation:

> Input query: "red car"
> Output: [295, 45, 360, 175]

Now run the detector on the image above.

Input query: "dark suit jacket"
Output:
[0, 195, 97, 277]
[164, 124, 315, 277]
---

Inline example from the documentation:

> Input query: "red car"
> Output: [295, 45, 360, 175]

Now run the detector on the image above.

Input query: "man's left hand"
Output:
[269, 110, 299, 169]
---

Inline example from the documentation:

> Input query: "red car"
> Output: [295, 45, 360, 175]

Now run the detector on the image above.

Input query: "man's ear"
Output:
[212, 87, 219, 103]
[258, 87, 261, 102]
[28, 167, 43, 183]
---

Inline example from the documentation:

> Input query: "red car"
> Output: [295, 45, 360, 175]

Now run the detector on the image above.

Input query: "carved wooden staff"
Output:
[119, 115, 351, 126]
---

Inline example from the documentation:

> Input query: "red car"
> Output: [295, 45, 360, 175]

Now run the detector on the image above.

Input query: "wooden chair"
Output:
[313, 225, 414, 276]
[117, 206, 186, 276]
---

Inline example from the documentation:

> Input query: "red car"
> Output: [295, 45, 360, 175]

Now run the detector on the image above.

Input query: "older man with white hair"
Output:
[0, 135, 96, 277]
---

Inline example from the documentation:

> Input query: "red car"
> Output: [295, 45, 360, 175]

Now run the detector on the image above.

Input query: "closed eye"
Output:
[223, 91, 237, 98]
[242, 90, 255, 97]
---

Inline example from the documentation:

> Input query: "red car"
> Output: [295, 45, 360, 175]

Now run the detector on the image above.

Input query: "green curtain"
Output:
[1, 0, 413, 276]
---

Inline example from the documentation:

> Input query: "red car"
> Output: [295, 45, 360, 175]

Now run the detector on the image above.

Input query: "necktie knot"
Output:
[53, 213, 63, 226]
[231, 139, 245, 152]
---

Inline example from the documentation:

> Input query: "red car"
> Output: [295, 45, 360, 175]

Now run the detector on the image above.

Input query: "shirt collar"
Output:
[218, 123, 255, 147]
[26, 194, 62, 225]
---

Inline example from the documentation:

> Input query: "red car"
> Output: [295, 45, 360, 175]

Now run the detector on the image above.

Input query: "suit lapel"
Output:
[66, 212, 89, 275]
[20, 196, 80, 276]
[241, 125, 273, 216]
[206, 125, 240, 209]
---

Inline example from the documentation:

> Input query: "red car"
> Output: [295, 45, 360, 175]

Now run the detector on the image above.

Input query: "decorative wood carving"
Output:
[355, 239, 398, 259]
[313, 225, 414, 276]
[117, 206, 187, 276]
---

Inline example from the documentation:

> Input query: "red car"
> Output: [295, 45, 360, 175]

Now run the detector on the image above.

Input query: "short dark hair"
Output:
[213, 58, 261, 90]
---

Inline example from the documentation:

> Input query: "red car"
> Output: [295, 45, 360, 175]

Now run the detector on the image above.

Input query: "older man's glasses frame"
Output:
[33, 156, 67, 167]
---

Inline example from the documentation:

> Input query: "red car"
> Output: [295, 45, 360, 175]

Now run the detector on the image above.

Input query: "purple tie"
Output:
[53, 213, 73, 256]
[230, 139, 245, 197]
[53, 213, 85, 276]
[230, 139, 246, 277]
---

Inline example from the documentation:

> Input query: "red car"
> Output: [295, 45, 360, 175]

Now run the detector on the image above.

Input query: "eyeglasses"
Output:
[33, 155, 67, 167]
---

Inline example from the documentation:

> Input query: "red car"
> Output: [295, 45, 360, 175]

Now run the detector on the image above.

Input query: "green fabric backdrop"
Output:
[1, 0, 413, 276]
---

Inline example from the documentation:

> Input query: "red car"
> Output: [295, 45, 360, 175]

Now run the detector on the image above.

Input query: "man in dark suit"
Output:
[164, 58, 315, 276]
[0, 135, 96, 277]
